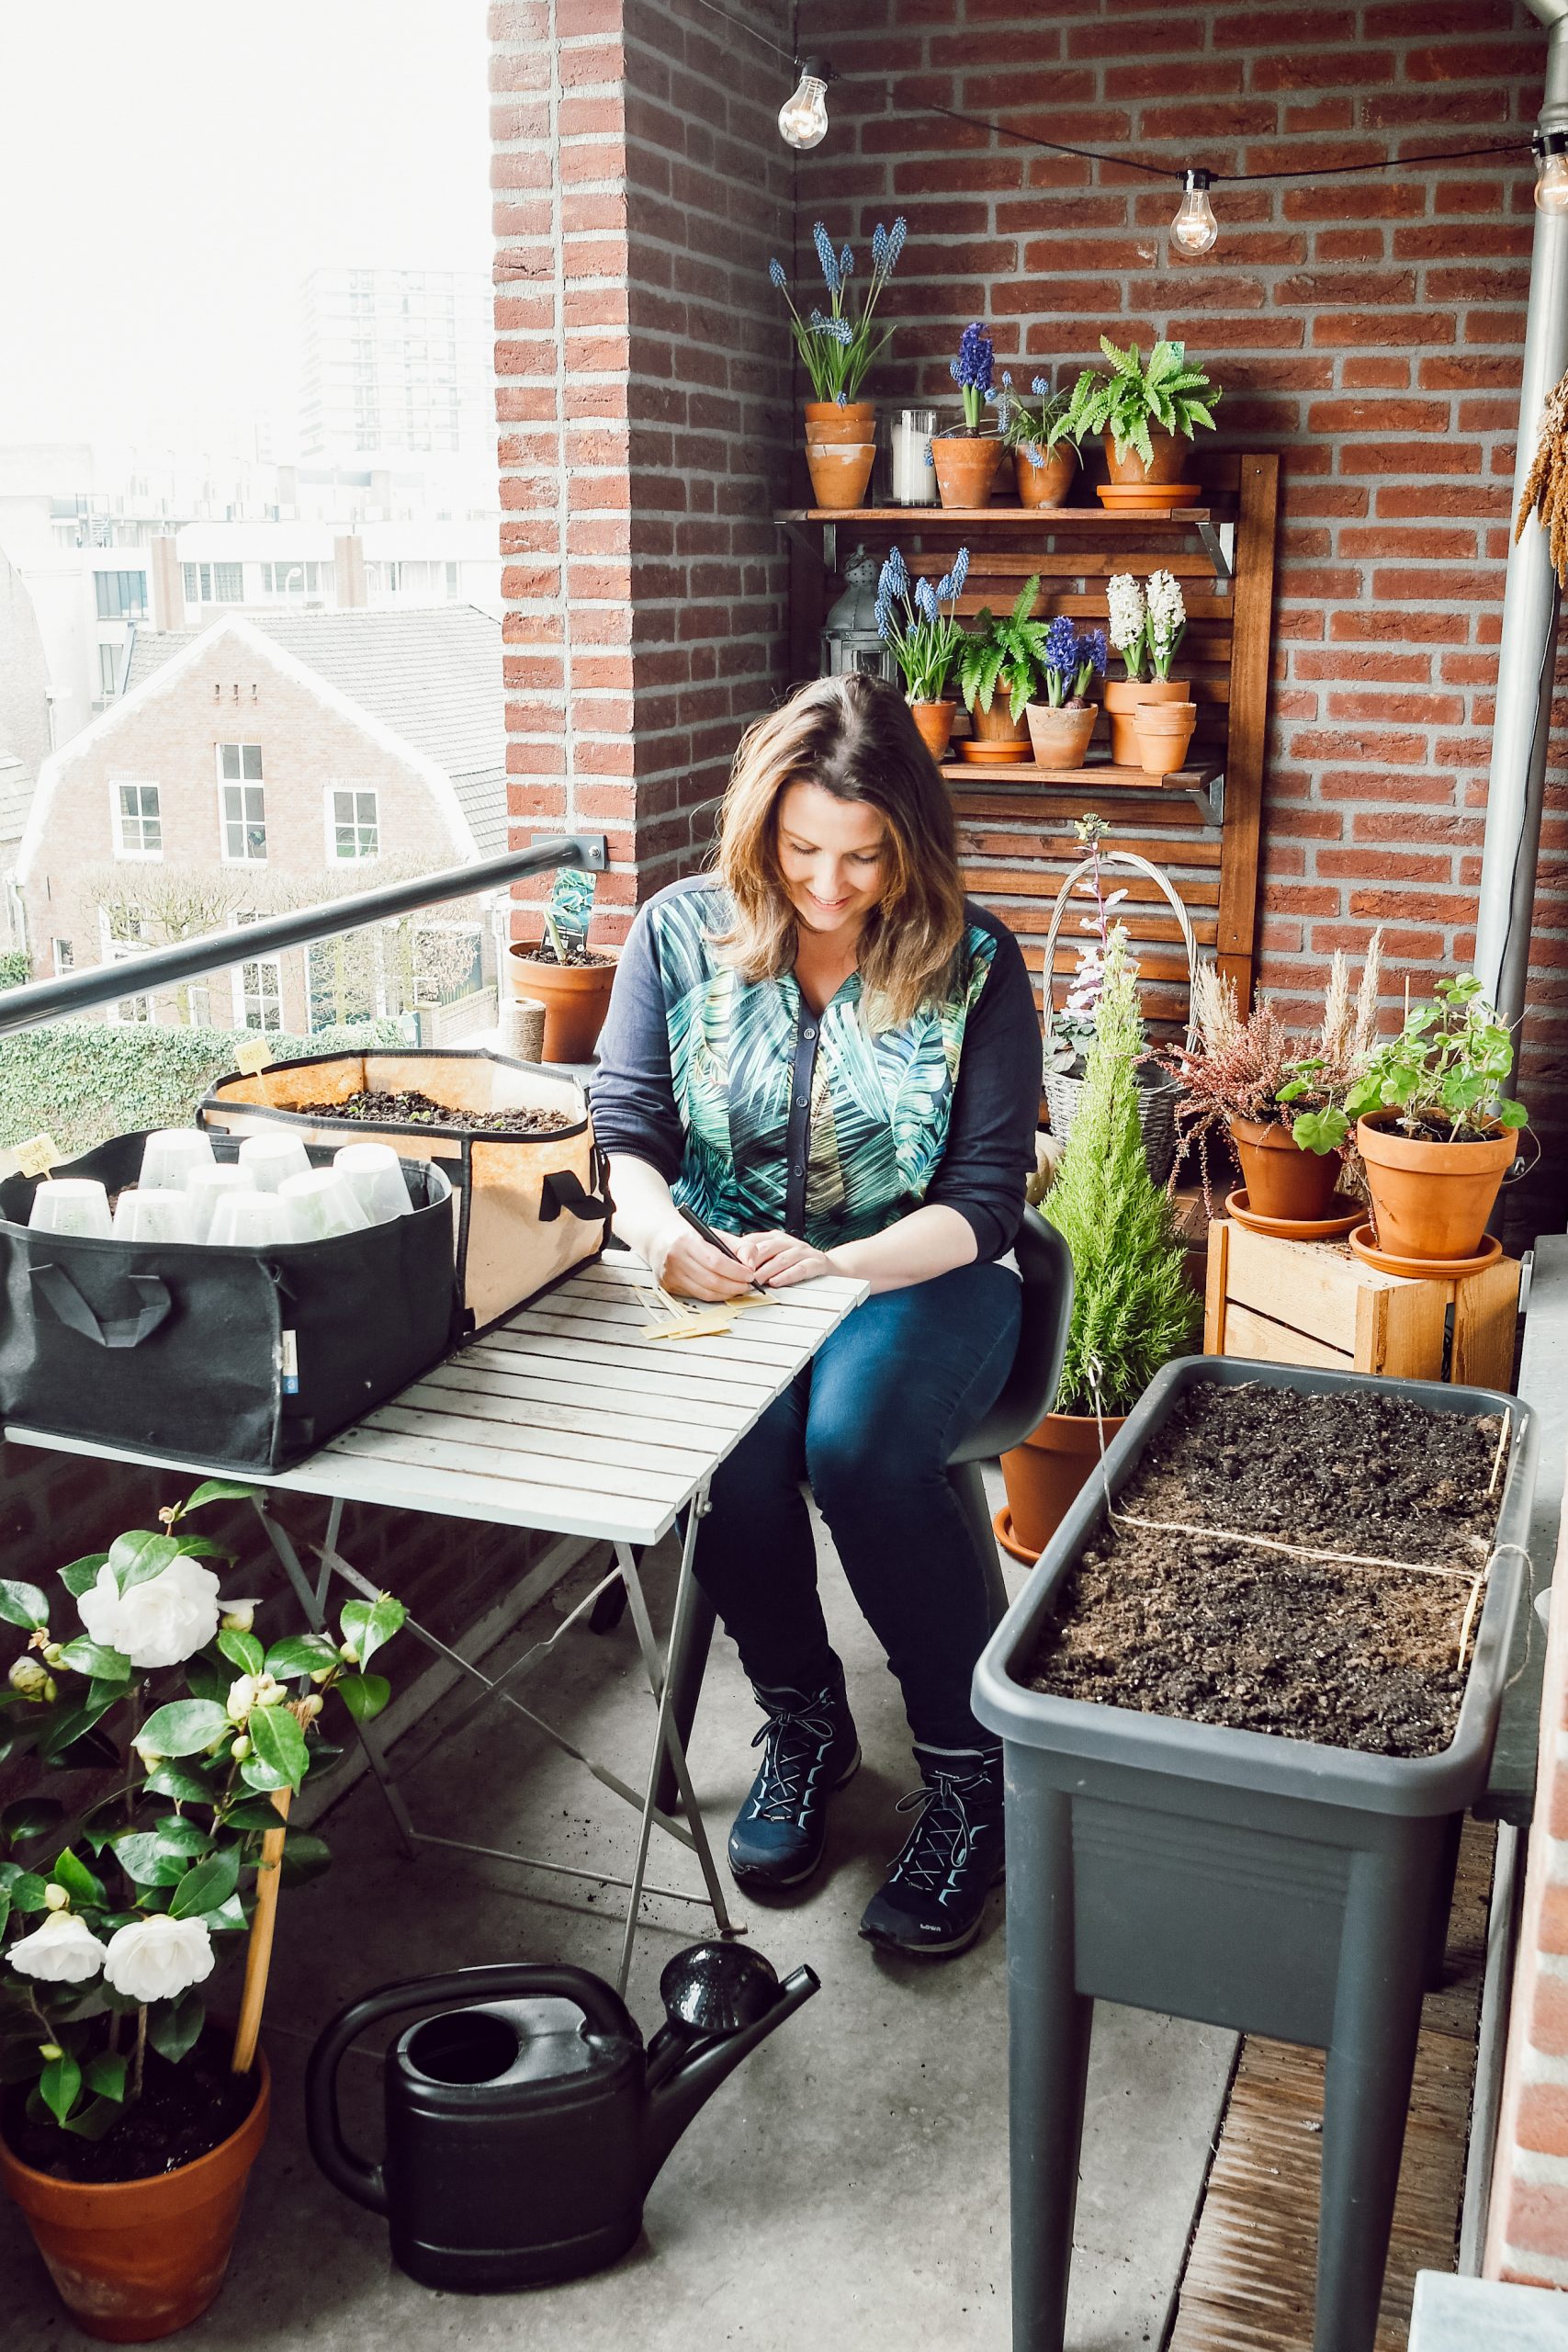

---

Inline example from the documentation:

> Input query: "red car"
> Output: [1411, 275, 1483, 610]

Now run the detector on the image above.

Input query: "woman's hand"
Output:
[647, 1218, 755, 1303]
[734, 1231, 840, 1289]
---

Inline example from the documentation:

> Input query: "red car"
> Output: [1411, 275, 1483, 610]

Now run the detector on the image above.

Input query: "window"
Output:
[218, 744, 265, 861]
[232, 955, 283, 1033]
[51, 939, 73, 974]
[260, 560, 331, 599]
[98, 909, 153, 1024]
[97, 643, 122, 698]
[95, 570, 147, 619]
[327, 786, 378, 861]
[182, 562, 243, 605]
[112, 781, 163, 859]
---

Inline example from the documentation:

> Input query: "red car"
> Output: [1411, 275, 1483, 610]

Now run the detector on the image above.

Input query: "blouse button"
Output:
[802, 1024, 817, 1041]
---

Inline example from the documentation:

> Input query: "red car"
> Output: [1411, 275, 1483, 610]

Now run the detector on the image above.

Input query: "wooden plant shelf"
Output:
[940, 757, 1223, 827]
[775, 501, 1233, 582]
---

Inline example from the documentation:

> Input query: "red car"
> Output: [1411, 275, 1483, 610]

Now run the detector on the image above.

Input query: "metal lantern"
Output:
[819, 546, 897, 683]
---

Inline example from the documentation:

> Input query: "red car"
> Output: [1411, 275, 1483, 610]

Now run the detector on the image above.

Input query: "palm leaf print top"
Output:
[592, 878, 1042, 1262]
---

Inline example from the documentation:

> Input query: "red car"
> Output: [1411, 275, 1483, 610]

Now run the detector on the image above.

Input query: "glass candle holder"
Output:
[890, 408, 939, 506]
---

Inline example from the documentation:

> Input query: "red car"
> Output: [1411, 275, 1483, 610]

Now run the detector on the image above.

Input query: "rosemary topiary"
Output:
[1045, 927, 1196, 1417]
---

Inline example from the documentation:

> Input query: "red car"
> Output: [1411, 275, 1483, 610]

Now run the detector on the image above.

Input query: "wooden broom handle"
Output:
[231, 1788, 291, 2076]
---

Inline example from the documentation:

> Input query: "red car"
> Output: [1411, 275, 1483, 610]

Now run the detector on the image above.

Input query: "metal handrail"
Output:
[0, 835, 609, 1037]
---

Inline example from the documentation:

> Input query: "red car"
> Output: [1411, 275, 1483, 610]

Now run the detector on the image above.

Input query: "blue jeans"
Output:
[694, 1261, 1022, 1750]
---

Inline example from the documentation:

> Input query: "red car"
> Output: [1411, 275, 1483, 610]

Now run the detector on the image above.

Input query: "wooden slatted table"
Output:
[6, 1251, 868, 1989]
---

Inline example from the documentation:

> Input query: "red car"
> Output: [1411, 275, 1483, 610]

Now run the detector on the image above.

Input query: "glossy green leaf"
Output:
[184, 1657, 228, 1706]
[339, 1595, 404, 1669]
[51, 1847, 106, 1907]
[146, 1990, 204, 2063]
[202, 1892, 247, 1934]
[169, 1845, 239, 1920]
[143, 1762, 211, 1805]
[222, 1795, 291, 1832]
[39, 2051, 82, 2128]
[54, 1637, 132, 1683]
[247, 1702, 309, 1792]
[238, 1750, 290, 1794]
[137, 1699, 229, 1758]
[0, 1864, 51, 1912]
[155, 1816, 209, 1858]
[217, 1628, 264, 1679]
[278, 1832, 332, 1883]
[109, 1832, 186, 1887]
[0, 1797, 63, 1847]
[184, 1480, 259, 1513]
[85, 2051, 128, 2104]
[335, 1672, 389, 1724]
[263, 1634, 339, 1681]
[57, 1554, 108, 1598]
[107, 1531, 180, 1595]
[0, 1579, 49, 1630]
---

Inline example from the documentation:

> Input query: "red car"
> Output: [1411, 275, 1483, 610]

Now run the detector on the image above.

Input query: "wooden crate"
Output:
[1203, 1219, 1521, 1391]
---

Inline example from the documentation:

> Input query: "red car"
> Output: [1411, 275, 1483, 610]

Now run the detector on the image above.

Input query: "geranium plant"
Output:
[990, 371, 1077, 467]
[956, 575, 1052, 718]
[948, 321, 995, 435]
[768, 218, 907, 405]
[874, 545, 970, 704]
[0, 1483, 404, 2154]
[1106, 571, 1187, 683]
[1061, 336, 1221, 467]
[1335, 973, 1528, 1148]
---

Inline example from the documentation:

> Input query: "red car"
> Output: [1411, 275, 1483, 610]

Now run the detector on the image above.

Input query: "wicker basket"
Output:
[1041, 848, 1201, 1186]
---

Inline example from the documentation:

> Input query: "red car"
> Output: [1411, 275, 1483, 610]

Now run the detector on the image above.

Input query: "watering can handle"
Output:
[305, 1964, 638, 2215]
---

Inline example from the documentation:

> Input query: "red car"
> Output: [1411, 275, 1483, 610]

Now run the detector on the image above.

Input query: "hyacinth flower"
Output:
[1040, 616, 1109, 708]
[949, 321, 995, 433]
[874, 543, 970, 705]
[990, 368, 1078, 467]
[767, 216, 910, 404]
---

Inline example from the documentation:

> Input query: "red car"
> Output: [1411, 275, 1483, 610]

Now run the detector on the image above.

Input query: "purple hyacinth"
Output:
[950, 321, 994, 396]
[812, 221, 840, 295]
[1077, 628, 1108, 680]
[1043, 614, 1080, 678]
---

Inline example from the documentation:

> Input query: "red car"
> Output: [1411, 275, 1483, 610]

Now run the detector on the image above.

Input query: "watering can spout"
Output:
[644, 1957, 819, 2184]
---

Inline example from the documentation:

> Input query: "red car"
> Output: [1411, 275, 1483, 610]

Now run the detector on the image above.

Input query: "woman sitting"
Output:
[592, 673, 1040, 1959]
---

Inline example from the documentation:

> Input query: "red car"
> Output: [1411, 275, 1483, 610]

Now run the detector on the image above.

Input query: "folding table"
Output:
[6, 1252, 867, 1991]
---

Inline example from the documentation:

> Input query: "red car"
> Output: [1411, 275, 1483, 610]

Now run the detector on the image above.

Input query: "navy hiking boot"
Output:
[727, 1673, 860, 1891]
[859, 1744, 1006, 1959]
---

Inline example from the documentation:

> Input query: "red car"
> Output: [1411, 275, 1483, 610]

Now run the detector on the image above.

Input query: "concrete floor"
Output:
[1, 1478, 1236, 2350]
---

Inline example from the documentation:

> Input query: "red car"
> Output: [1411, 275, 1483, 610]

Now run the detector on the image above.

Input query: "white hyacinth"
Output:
[1145, 570, 1187, 673]
[1105, 571, 1145, 653]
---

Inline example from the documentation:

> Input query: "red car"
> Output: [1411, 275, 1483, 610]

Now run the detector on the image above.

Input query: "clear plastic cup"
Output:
[333, 1142, 412, 1226]
[206, 1190, 298, 1249]
[111, 1187, 195, 1245]
[28, 1178, 113, 1239]
[278, 1168, 373, 1240]
[141, 1129, 215, 1192]
[238, 1132, 312, 1193]
[186, 1161, 256, 1243]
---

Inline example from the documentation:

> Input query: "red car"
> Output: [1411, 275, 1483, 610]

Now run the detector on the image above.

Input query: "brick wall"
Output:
[491, 0, 794, 949]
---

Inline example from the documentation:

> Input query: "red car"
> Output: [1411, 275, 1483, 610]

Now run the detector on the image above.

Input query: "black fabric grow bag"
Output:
[0, 1132, 457, 1474]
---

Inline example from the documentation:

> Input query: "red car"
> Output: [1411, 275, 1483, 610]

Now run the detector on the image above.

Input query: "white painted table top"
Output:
[6, 1254, 870, 1549]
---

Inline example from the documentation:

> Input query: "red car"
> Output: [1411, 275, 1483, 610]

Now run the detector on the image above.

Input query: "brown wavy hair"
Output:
[712, 673, 967, 1030]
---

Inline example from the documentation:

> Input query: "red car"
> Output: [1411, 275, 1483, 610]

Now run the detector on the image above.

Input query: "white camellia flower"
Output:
[226, 1674, 258, 1722]
[103, 1915, 216, 2005]
[79, 1555, 222, 1670]
[7, 1910, 108, 1984]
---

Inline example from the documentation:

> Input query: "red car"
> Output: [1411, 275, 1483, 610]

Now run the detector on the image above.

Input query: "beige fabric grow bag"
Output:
[199, 1050, 607, 1337]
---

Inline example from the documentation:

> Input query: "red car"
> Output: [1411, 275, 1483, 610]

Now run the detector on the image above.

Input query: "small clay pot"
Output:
[804, 401, 876, 511]
[0, 2056, 270, 2344]
[1103, 424, 1190, 487]
[1000, 1410, 1129, 1557]
[1132, 697, 1198, 777]
[1102, 675, 1190, 767]
[970, 679, 1031, 747]
[1357, 1111, 1519, 1262]
[1014, 443, 1077, 510]
[931, 433, 1000, 510]
[1024, 701, 1098, 773]
[1228, 1116, 1343, 1224]
[509, 944, 618, 1062]
[908, 699, 957, 761]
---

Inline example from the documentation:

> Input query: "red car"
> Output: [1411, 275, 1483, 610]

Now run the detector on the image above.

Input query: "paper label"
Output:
[235, 1036, 275, 1076]
[13, 1133, 61, 1179]
[280, 1330, 299, 1394]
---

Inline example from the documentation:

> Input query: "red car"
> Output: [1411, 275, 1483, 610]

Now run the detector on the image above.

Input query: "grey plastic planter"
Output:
[973, 1357, 1536, 2352]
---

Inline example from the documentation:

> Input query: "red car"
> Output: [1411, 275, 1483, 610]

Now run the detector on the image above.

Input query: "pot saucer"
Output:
[992, 1504, 1040, 1567]
[1225, 1186, 1362, 1242]
[1097, 483, 1201, 511]
[956, 738, 1032, 763]
[1347, 1225, 1503, 1280]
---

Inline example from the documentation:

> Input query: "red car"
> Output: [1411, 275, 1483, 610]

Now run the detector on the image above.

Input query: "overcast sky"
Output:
[0, 1, 491, 454]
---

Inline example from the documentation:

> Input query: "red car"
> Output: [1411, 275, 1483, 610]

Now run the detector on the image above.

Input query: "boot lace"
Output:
[748, 1693, 839, 1825]
[888, 1768, 987, 1895]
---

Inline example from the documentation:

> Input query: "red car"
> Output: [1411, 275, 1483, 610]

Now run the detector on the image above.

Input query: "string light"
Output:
[1170, 168, 1219, 256]
[1535, 130, 1568, 214]
[779, 58, 832, 151]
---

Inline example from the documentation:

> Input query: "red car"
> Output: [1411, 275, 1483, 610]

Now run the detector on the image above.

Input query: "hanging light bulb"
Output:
[1535, 130, 1568, 214]
[1170, 168, 1219, 257]
[779, 57, 831, 151]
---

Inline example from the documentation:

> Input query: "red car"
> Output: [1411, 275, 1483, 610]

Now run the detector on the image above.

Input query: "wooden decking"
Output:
[1168, 1818, 1494, 2351]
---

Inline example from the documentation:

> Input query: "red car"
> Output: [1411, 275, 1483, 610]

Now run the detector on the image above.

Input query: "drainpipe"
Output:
[1473, 0, 1568, 1082]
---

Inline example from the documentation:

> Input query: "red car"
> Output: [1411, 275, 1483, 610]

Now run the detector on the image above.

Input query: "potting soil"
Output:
[1025, 1382, 1508, 1758]
[289, 1088, 576, 1135]
[2, 2036, 257, 2182]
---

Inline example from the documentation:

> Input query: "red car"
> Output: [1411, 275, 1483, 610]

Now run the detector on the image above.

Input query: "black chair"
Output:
[650, 1204, 1075, 1812]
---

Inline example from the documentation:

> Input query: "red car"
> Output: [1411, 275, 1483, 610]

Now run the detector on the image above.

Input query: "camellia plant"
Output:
[768, 218, 908, 405]
[874, 545, 971, 704]
[0, 1484, 403, 2148]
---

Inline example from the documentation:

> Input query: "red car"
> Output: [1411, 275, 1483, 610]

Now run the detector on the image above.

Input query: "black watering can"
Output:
[305, 1940, 818, 2290]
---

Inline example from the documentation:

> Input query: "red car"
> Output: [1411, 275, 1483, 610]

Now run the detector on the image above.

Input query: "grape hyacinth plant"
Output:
[991, 371, 1077, 466]
[875, 545, 970, 705]
[1106, 571, 1187, 684]
[1039, 616, 1109, 709]
[767, 218, 908, 405]
[949, 322, 995, 435]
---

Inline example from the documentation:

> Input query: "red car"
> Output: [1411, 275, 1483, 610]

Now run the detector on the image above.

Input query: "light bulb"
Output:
[1171, 169, 1218, 257]
[779, 62, 829, 152]
[1537, 137, 1568, 213]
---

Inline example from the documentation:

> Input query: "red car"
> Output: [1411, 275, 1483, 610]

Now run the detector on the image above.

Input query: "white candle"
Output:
[891, 409, 938, 505]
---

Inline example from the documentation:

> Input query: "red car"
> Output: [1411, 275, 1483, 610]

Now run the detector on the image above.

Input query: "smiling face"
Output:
[774, 779, 891, 944]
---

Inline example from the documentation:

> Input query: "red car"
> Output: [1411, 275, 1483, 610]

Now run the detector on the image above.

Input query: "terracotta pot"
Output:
[0, 2056, 269, 2344]
[1132, 697, 1198, 777]
[1228, 1116, 1343, 1223]
[508, 944, 618, 1062]
[970, 681, 1031, 747]
[931, 433, 1000, 510]
[1103, 424, 1190, 487]
[803, 401, 876, 510]
[908, 699, 957, 761]
[1102, 675, 1190, 767]
[1014, 443, 1077, 510]
[1024, 701, 1098, 773]
[1357, 1111, 1519, 1261]
[804, 400, 875, 443]
[1000, 1411, 1129, 1558]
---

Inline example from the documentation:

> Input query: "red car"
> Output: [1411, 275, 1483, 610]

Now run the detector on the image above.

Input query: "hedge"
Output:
[0, 952, 30, 990]
[0, 1022, 408, 1159]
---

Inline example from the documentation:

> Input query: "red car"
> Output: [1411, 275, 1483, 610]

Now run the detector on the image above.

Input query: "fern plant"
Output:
[1061, 337, 1221, 468]
[956, 576, 1051, 718]
[1045, 927, 1196, 1417]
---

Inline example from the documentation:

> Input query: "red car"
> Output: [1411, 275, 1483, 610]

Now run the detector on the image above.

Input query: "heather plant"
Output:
[768, 218, 907, 405]
[1045, 927, 1196, 1419]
